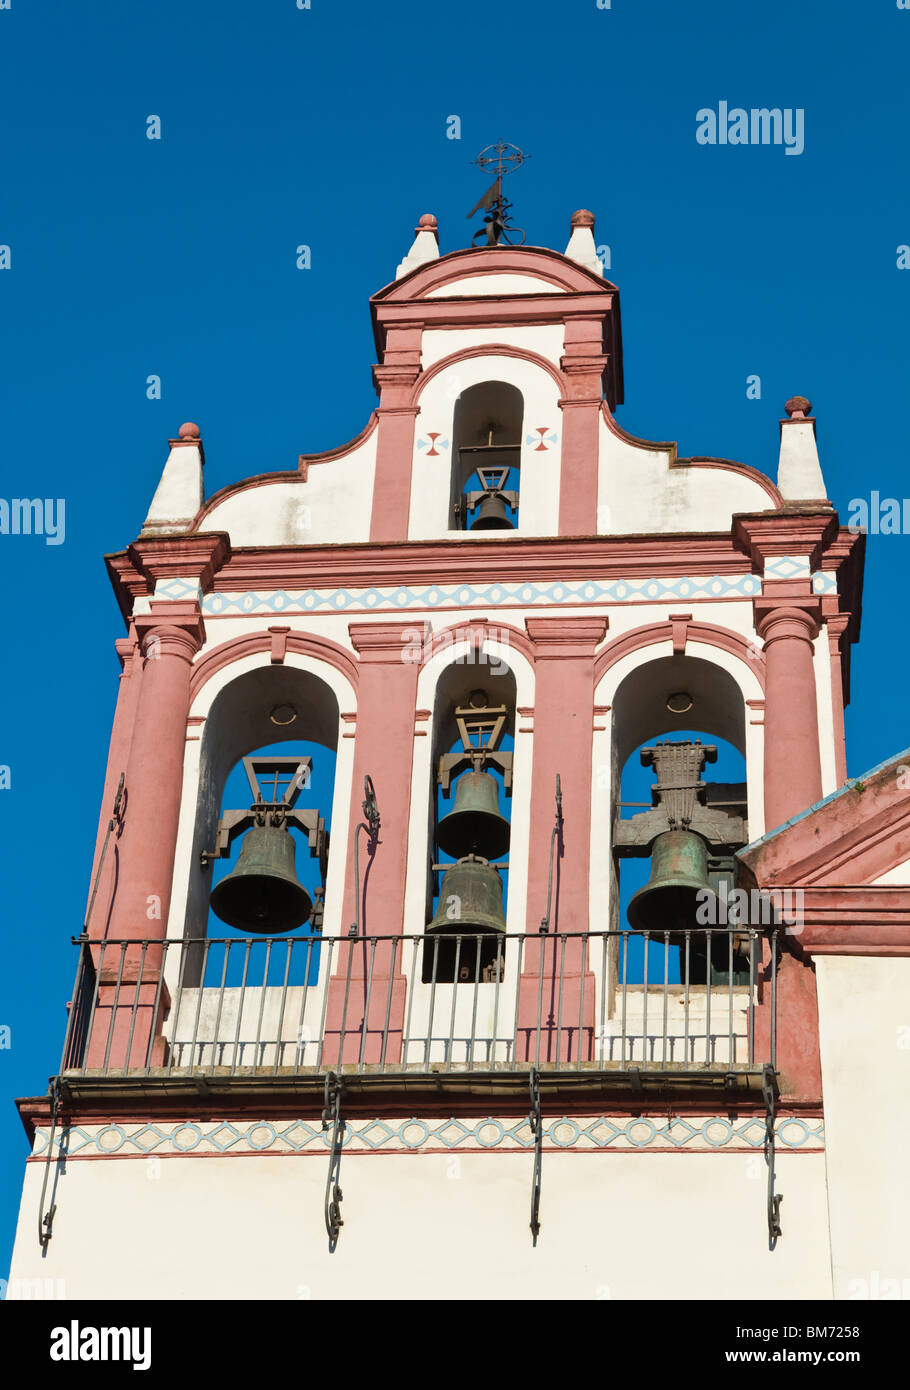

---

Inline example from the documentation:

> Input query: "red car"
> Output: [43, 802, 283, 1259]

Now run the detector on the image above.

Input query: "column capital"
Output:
[134, 601, 206, 663]
[127, 532, 230, 590]
[349, 620, 431, 663]
[754, 590, 822, 645]
[525, 616, 608, 658]
[733, 512, 837, 570]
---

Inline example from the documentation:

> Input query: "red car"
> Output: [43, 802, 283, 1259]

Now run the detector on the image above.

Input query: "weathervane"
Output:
[467, 141, 528, 246]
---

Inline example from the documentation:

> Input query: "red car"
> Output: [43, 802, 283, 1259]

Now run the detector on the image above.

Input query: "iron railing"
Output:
[58, 928, 778, 1082]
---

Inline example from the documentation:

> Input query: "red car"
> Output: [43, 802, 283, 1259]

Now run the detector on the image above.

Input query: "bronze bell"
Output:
[425, 855, 506, 982]
[626, 829, 711, 935]
[437, 770, 511, 859]
[428, 856, 507, 937]
[210, 823, 312, 933]
[469, 493, 513, 530]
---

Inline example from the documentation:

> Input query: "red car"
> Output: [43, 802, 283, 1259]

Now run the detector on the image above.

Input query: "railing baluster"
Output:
[576, 933, 587, 1071]
[402, 936, 419, 1069]
[748, 929, 756, 1067]
[425, 936, 440, 1067]
[315, 936, 336, 1072]
[728, 928, 735, 1066]
[642, 932, 649, 1068]
[146, 939, 171, 1076]
[184, 939, 211, 1075]
[620, 932, 628, 1069]
[598, 931, 607, 1069]
[357, 937, 378, 1073]
[446, 936, 462, 1072]
[101, 944, 127, 1076]
[253, 938, 272, 1076]
[661, 931, 669, 1068]
[683, 932, 691, 1071]
[555, 934, 567, 1069]
[467, 935, 481, 1072]
[123, 940, 148, 1075]
[705, 929, 712, 1067]
[379, 936, 399, 1072]
[209, 941, 232, 1072]
[230, 940, 252, 1076]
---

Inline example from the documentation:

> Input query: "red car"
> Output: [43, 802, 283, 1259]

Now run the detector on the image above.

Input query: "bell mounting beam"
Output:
[321, 1072, 345, 1250]
[439, 696, 514, 790]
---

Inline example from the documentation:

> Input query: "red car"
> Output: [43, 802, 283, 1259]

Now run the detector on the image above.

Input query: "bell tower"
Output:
[12, 191, 890, 1304]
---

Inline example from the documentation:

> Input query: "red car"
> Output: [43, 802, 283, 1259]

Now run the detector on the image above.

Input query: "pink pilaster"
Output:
[85, 600, 205, 1070]
[558, 317, 606, 535]
[369, 329, 422, 542]
[516, 617, 606, 1062]
[322, 621, 429, 1063]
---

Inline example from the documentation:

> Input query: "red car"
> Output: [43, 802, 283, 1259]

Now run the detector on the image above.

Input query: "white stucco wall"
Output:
[202, 431, 377, 546]
[9, 1140, 831, 1300]
[816, 956, 910, 1299]
[597, 419, 773, 534]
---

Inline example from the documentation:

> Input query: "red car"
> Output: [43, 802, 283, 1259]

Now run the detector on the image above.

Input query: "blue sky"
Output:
[1, 0, 908, 1278]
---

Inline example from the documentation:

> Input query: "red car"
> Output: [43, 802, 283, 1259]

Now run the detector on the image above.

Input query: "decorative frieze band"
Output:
[147, 572, 838, 616]
[31, 1114, 824, 1160]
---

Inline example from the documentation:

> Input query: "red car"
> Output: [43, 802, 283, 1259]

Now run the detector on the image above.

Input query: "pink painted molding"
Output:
[738, 749, 910, 892]
[421, 616, 535, 669]
[188, 630, 360, 702]
[409, 342, 566, 403]
[593, 619, 766, 690]
[733, 512, 838, 567]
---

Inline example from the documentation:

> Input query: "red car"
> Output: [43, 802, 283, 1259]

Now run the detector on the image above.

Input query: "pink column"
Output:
[369, 331, 421, 542]
[825, 611, 850, 787]
[755, 596, 823, 830]
[557, 317, 606, 535]
[752, 590, 824, 1099]
[323, 621, 428, 1063]
[516, 617, 606, 1063]
[85, 601, 205, 1070]
[82, 624, 142, 939]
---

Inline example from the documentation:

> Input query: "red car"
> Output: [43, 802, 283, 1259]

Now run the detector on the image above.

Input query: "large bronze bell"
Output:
[425, 855, 506, 982]
[437, 770, 511, 859]
[210, 823, 312, 933]
[469, 493, 513, 530]
[626, 829, 711, 935]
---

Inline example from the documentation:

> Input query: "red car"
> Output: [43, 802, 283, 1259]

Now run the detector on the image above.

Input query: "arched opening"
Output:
[450, 381, 523, 531]
[187, 665, 340, 983]
[611, 656, 751, 989]
[424, 656, 516, 982]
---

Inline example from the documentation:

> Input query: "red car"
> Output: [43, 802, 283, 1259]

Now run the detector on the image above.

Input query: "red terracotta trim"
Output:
[734, 512, 838, 567]
[782, 886, 910, 955]
[372, 245, 616, 302]
[207, 534, 759, 594]
[683, 458, 784, 510]
[409, 341, 566, 404]
[421, 617, 535, 669]
[593, 620, 766, 690]
[188, 630, 360, 702]
[25, 1144, 825, 1164]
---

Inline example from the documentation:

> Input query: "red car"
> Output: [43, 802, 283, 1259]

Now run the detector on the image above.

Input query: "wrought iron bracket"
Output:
[539, 774, 563, 933]
[762, 1063, 783, 1246]
[321, 1072, 345, 1250]
[528, 1067, 543, 1244]
[37, 1077, 63, 1250]
[349, 776, 380, 938]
